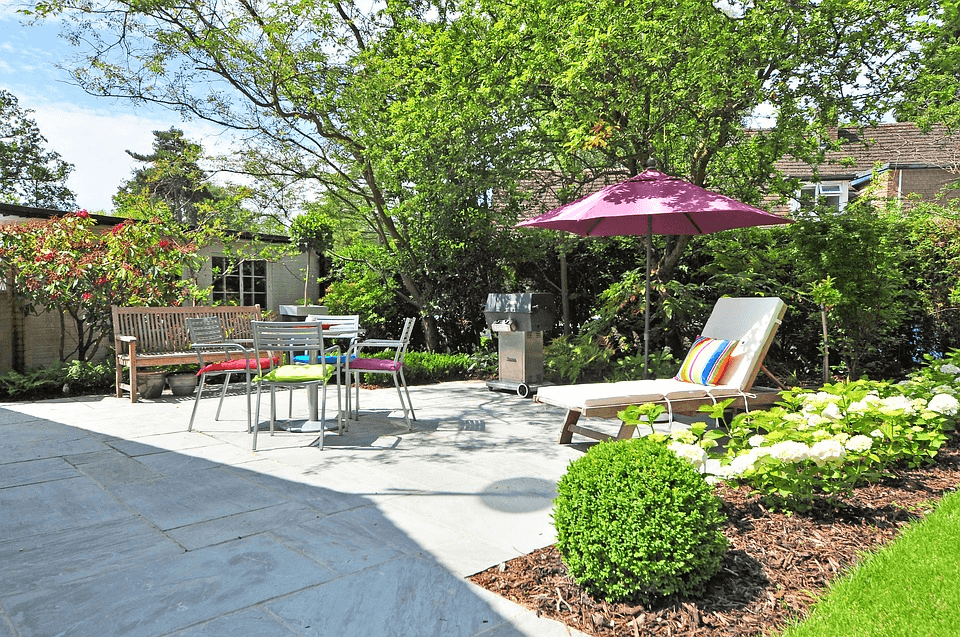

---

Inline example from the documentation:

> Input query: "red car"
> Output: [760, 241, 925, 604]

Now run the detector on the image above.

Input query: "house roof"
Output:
[775, 122, 960, 181]
[0, 201, 293, 244]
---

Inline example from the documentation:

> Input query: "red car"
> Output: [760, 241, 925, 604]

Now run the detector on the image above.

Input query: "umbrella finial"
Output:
[645, 156, 658, 170]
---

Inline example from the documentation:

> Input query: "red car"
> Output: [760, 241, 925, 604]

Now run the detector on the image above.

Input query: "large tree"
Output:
[0, 89, 76, 209]
[30, 0, 935, 350]
[31, 0, 525, 351]
[117, 127, 215, 225]
[897, 0, 960, 130]
[490, 0, 931, 274]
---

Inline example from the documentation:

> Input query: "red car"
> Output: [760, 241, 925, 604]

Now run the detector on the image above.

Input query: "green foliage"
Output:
[0, 88, 75, 209]
[116, 128, 213, 225]
[323, 243, 399, 337]
[349, 350, 494, 386]
[896, 0, 960, 131]
[715, 351, 959, 511]
[0, 210, 209, 362]
[553, 437, 728, 603]
[0, 360, 113, 400]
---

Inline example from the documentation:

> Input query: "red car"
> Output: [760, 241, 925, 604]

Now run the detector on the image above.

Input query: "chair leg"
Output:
[215, 372, 232, 421]
[318, 380, 326, 450]
[392, 371, 412, 430]
[352, 371, 361, 421]
[244, 370, 253, 434]
[253, 383, 263, 451]
[188, 374, 206, 432]
[398, 368, 416, 422]
[269, 386, 278, 437]
[335, 362, 344, 433]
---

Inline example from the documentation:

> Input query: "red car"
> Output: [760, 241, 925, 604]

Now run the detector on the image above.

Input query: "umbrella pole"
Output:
[644, 217, 652, 380]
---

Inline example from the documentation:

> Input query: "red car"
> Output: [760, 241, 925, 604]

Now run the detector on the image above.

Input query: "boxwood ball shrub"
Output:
[553, 437, 728, 603]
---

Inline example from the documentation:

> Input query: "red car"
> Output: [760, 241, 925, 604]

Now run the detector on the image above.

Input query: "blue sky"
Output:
[1, 3, 227, 212]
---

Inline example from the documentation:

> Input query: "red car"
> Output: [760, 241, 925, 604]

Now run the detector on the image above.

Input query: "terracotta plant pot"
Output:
[137, 371, 166, 399]
[166, 372, 197, 396]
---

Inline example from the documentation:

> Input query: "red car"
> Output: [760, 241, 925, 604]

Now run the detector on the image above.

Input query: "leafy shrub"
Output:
[0, 360, 114, 400]
[544, 334, 677, 384]
[553, 437, 728, 603]
[351, 350, 496, 386]
[712, 352, 960, 511]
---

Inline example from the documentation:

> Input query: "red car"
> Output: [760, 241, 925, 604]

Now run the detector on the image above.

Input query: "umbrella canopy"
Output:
[516, 169, 790, 236]
[516, 168, 792, 377]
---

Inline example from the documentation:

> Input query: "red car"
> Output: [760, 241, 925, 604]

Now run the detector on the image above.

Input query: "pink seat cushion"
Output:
[348, 357, 404, 372]
[198, 356, 279, 374]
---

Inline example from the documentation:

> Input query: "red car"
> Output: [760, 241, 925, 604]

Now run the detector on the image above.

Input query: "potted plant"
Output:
[137, 368, 167, 399]
[165, 365, 198, 396]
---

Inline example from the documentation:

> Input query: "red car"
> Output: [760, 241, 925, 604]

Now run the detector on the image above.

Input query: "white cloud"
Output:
[27, 99, 230, 212]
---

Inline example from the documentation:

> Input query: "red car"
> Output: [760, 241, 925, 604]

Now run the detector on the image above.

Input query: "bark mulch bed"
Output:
[469, 435, 960, 636]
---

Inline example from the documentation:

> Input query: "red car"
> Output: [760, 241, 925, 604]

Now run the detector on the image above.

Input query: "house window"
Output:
[793, 181, 851, 212]
[211, 257, 267, 307]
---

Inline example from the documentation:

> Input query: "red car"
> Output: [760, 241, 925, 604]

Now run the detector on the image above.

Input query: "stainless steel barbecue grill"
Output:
[483, 293, 555, 397]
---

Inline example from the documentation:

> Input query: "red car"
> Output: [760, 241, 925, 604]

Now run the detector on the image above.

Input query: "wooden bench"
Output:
[112, 305, 262, 402]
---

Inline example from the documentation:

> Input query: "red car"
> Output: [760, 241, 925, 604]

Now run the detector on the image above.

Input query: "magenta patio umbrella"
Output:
[516, 168, 792, 376]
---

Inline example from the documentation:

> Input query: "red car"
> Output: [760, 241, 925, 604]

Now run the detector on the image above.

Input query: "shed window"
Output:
[212, 257, 267, 308]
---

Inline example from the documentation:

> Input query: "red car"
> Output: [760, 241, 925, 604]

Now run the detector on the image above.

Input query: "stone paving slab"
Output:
[0, 382, 595, 636]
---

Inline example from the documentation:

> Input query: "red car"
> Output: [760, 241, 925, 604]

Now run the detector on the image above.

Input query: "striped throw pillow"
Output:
[674, 336, 738, 385]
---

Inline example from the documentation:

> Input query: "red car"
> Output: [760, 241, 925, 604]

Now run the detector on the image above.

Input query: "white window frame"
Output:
[791, 181, 851, 212]
[211, 257, 268, 308]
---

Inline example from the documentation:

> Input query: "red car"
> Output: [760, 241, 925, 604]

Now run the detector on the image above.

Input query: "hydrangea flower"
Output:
[810, 439, 846, 466]
[804, 413, 830, 428]
[821, 402, 843, 421]
[668, 441, 707, 469]
[767, 440, 811, 464]
[848, 394, 882, 414]
[939, 363, 960, 375]
[748, 434, 766, 447]
[928, 393, 960, 416]
[845, 434, 873, 453]
[879, 395, 917, 416]
[720, 449, 762, 477]
[670, 429, 697, 445]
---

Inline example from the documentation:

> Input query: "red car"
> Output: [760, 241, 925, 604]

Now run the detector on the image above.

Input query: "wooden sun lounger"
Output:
[536, 297, 788, 444]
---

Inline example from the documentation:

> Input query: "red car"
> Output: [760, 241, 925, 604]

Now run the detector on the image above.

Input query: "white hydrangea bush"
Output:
[618, 352, 959, 511]
[711, 350, 960, 510]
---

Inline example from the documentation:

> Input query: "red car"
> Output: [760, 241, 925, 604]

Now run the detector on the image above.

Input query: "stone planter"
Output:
[278, 305, 328, 321]
[166, 372, 197, 396]
[137, 371, 166, 400]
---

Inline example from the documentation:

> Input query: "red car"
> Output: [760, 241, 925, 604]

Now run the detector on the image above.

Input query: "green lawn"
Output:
[781, 489, 960, 637]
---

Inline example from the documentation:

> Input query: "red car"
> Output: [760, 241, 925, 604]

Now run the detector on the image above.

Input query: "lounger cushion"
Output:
[675, 336, 738, 385]
[537, 379, 712, 410]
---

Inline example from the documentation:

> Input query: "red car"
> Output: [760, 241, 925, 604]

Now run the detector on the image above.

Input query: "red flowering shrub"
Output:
[0, 210, 208, 362]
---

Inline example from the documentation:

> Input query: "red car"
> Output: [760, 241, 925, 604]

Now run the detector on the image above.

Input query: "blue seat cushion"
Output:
[292, 354, 357, 365]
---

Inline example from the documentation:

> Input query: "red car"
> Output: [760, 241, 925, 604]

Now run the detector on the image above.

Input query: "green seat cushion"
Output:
[257, 364, 333, 383]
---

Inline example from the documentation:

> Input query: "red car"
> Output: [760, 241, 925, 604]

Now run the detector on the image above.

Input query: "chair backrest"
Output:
[392, 317, 417, 363]
[251, 321, 328, 369]
[185, 316, 224, 345]
[699, 297, 787, 391]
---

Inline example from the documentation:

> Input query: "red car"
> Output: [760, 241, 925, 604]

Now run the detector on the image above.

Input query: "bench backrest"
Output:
[111, 305, 262, 354]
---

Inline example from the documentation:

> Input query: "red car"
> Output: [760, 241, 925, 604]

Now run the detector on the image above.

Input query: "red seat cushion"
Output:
[198, 356, 279, 374]
[348, 358, 404, 372]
